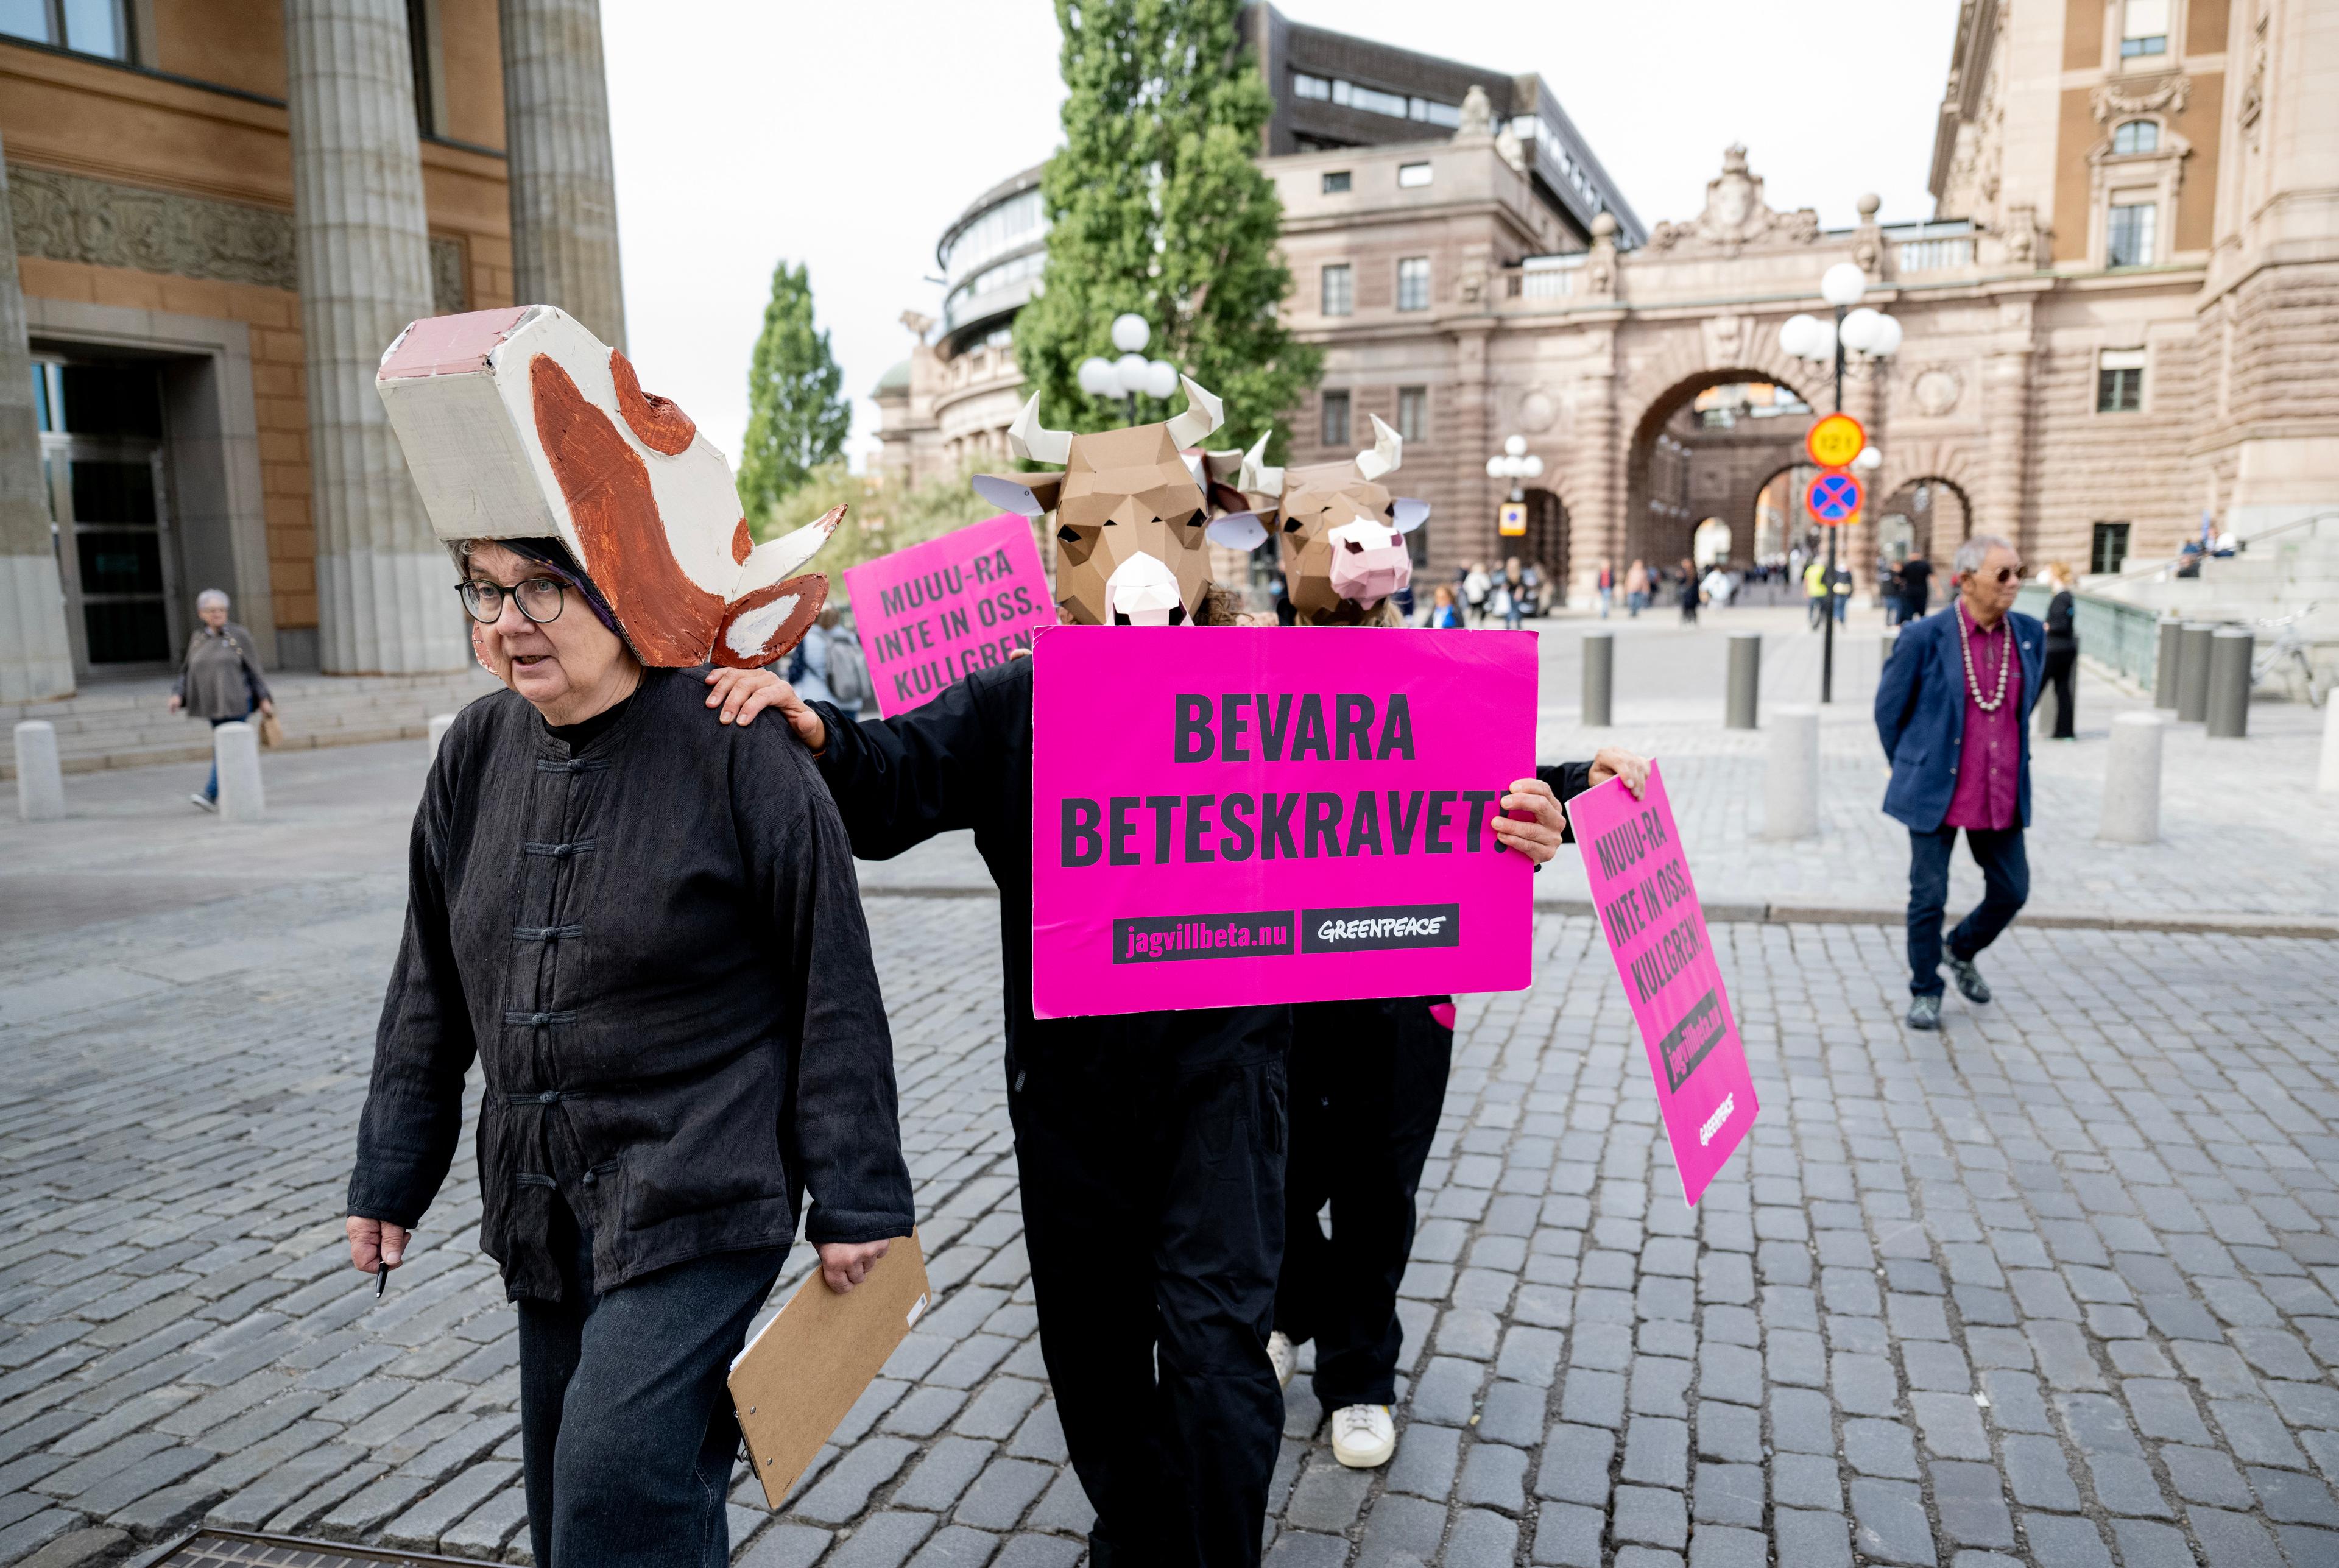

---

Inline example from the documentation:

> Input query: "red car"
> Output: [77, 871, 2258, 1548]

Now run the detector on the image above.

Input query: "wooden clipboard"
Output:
[728, 1231, 931, 1508]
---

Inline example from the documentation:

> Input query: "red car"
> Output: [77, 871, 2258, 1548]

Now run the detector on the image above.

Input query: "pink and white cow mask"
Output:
[1204, 415, 1428, 625]
[376, 304, 839, 668]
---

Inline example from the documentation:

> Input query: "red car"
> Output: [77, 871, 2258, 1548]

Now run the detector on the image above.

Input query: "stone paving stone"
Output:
[1850, 1477, 1936, 1566]
[1353, 1492, 1445, 1568]
[2019, 1513, 2114, 1568]
[1773, 1507, 1852, 1568]
[1610, 1484, 1687, 1550]
[827, 1511, 938, 1568]
[1528, 1499, 1601, 1567]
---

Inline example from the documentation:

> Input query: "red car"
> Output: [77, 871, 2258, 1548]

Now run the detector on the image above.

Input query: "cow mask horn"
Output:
[375, 304, 836, 668]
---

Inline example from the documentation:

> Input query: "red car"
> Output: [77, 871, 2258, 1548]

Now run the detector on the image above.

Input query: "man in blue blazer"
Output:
[1873, 536, 2044, 1031]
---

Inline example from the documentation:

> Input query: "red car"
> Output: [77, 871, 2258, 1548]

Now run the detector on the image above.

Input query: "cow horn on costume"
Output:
[1204, 414, 1430, 626]
[968, 376, 1245, 628]
[375, 304, 839, 668]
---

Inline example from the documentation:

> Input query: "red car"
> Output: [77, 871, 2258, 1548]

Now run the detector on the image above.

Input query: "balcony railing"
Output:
[1503, 254, 1584, 300]
[1895, 237, 1975, 274]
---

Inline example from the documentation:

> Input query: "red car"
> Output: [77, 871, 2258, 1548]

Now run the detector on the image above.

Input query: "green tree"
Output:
[1012, 0, 1319, 456]
[757, 459, 1024, 593]
[736, 260, 852, 521]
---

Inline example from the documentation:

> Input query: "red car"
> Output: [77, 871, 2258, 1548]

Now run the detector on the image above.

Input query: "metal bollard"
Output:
[2205, 629, 2254, 738]
[2153, 616, 2182, 708]
[1880, 626, 1899, 668]
[1726, 633, 1760, 730]
[2175, 622, 2215, 722]
[214, 721, 265, 821]
[1582, 631, 1613, 728]
[14, 720, 64, 821]
[2034, 676, 2059, 739]
[2320, 698, 2339, 795]
[2099, 712, 2163, 844]
[428, 712, 457, 765]
[1763, 703, 1819, 840]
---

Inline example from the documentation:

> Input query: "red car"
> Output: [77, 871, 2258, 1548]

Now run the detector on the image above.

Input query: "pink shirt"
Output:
[1944, 603, 2023, 832]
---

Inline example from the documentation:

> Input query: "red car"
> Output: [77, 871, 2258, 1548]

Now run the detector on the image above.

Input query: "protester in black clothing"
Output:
[2043, 562, 2078, 740]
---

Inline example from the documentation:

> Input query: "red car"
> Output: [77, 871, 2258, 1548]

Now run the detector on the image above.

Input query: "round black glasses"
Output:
[456, 577, 567, 625]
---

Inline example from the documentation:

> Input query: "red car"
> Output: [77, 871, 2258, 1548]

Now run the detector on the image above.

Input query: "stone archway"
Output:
[1872, 475, 1974, 567]
[1621, 362, 1822, 576]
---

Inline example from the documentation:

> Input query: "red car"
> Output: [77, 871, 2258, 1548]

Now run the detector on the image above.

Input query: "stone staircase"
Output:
[2, 666, 502, 779]
[2087, 512, 2339, 694]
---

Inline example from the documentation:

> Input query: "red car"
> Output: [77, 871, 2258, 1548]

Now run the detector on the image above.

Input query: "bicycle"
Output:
[2250, 606, 2327, 708]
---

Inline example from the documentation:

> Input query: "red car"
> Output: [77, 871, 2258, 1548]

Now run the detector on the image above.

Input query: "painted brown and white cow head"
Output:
[375, 304, 838, 668]
[970, 379, 1226, 627]
[1205, 415, 1429, 625]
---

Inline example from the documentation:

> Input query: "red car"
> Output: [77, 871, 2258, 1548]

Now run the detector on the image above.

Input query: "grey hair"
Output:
[1952, 535, 2014, 577]
[196, 588, 230, 611]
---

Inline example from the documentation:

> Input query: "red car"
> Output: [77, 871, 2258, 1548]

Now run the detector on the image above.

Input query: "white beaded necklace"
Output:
[1956, 600, 2011, 712]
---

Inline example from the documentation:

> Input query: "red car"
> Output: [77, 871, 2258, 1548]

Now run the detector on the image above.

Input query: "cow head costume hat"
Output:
[375, 304, 839, 668]
[970, 378, 1230, 627]
[1205, 415, 1428, 626]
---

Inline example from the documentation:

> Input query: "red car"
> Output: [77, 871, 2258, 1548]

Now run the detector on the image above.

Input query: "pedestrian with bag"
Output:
[2042, 562, 2078, 741]
[168, 588, 275, 812]
[1873, 535, 2044, 1032]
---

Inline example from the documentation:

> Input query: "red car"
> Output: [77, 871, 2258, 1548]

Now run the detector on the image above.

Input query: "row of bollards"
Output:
[1580, 630, 1766, 732]
[2155, 616, 2254, 738]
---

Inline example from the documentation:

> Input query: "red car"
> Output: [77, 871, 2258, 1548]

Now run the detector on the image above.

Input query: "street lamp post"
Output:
[1484, 434, 1543, 501]
[1782, 263, 1902, 703]
[1077, 314, 1181, 426]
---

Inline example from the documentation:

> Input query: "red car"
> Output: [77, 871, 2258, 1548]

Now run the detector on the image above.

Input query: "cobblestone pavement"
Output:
[5, 697, 2339, 1568]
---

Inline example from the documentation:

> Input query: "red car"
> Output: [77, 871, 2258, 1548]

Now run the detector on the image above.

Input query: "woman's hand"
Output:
[1491, 776, 1567, 864]
[817, 1238, 891, 1294]
[347, 1215, 409, 1275]
[703, 668, 828, 749]
[166, 694, 182, 714]
[1589, 747, 1652, 799]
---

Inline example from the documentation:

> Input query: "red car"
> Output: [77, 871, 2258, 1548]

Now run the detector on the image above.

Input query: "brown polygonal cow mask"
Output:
[1205, 416, 1429, 624]
[971, 378, 1226, 626]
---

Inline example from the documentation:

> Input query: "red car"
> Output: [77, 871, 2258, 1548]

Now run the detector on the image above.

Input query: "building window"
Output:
[2112, 119, 2160, 155]
[2098, 348, 2146, 411]
[1321, 264, 1353, 317]
[1397, 162, 1433, 189]
[1397, 387, 1428, 442]
[1293, 72, 1331, 101]
[1321, 390, 1350, 448]
[1396, 257, 1430, 311]
[1, 0, 130, 57]
[2107, 201, 2157, 267]
[2121, 0, 2168, 56]
[2091, 522, 2132, 575]
[1321, 170, 1351, 194]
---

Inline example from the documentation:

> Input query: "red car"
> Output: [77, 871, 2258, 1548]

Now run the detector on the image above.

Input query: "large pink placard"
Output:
[1031, 625, 1538, 1018]
[843, 514, 1053, 716]
[1568, 763, 1758, 1206]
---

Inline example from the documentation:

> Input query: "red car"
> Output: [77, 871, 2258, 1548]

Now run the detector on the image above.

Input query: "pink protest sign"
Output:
[1030, 624, 1537, 1018]
[1568, 763, 1758, 1206]
[842, 514, 1054, 716]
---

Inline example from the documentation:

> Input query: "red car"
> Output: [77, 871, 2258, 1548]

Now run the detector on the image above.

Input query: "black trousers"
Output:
[1906, 825, 2029, 997]
[517, 1196, 787, 1568]
[2044, 646, 2077, 738]
[1010, 1032, 1288, 1568]
[1276, 998, 1453, 1410]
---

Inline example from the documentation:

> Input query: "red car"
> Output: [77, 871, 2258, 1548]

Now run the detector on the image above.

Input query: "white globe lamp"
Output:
[1109, 313, 1151, 353]
[1078, 357, 1116, 397]
[1869, 316, 1903, 358]
[1820, 263, 1868, 308]
[1838, 308, 1885, 355]
[1140, 359, 1179, 399]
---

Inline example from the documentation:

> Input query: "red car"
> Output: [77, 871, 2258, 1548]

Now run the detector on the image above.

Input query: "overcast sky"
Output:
[603, 1, 1960, 477]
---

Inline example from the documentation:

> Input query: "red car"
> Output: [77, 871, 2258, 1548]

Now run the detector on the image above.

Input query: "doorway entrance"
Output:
[33, 358, 182, 673]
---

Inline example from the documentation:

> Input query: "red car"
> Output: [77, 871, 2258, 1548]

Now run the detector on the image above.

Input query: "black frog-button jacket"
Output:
[347, 668, 914, 1302]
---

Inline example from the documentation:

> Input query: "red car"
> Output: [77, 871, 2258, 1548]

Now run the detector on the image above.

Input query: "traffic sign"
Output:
[1805, 412, 1866, 469]
[1498, 501, 1526, 537]
[1806, 470, 1864, 525]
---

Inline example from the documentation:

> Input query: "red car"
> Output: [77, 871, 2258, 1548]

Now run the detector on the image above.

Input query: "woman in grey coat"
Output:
[168, 588, 273, 811]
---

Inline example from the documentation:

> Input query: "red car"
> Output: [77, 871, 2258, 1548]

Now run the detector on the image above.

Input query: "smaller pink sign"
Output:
[842, 514, 1054, 716]
[1568, 763, 1758, 1207]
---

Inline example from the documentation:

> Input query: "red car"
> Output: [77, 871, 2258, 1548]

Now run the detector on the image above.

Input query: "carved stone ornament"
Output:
[1910, 364, 1963, 418]
[1701, 314, 1748, 368]
[2090, 73, 2190, 123]
[1643, 144, 1820, 256]
[1457, 83, 1493, 138]
[9, 163, 465, 311]
[1517, 389, 1556, 433]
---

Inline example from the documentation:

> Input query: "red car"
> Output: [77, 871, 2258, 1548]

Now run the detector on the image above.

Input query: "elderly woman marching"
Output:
[168, 588, 274, 812]
[1205, 422, 1651, 1468]
[348, 306, 914, 1567]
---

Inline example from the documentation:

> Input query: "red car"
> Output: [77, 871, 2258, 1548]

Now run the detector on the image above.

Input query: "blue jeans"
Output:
[202, 708, 249, 800]
[1906, 825, 2028, 996]
[519, 1196, 788, 1568]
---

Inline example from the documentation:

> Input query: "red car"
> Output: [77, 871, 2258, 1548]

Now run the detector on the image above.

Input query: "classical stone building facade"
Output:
[877, 0, 2338, 610]
[1, 0, 624, 699]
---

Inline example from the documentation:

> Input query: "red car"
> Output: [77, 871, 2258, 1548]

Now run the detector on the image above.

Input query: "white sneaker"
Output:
[188, 793, 216, 813]
[1330, 1403, 1396, 1469]
[1266, 1331, 1296, 1390]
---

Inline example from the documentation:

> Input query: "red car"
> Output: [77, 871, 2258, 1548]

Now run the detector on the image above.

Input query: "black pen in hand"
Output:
[375, 1260, 389, 1298]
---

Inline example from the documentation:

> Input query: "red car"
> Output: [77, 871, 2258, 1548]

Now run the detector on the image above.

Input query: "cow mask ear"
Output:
[1391, 497, 1430, 534]
[972, 472, 1065, 517]
[1208, 512, 1273, 551]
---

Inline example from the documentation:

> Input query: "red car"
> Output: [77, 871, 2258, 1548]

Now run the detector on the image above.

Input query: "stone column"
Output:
[1978, 300, 2036, 551]
[0, 139, 77, 702]
[284, 0, 467, 674]
[500, 0, 627, 347]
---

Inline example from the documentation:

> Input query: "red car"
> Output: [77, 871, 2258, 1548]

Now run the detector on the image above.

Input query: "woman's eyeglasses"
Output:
[456, 577, 567, 624]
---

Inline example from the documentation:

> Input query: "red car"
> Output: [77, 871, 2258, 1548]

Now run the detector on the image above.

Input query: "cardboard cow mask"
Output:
[971, 379, 1226, 627]
[376, 304, 838, 668]
[1205, 416, 1429, 625]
